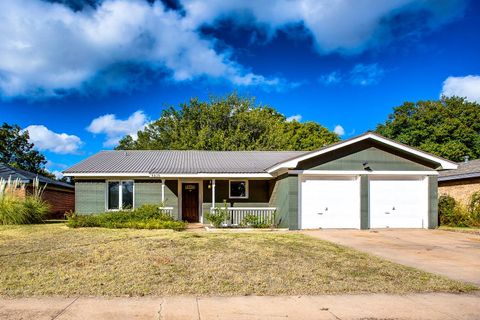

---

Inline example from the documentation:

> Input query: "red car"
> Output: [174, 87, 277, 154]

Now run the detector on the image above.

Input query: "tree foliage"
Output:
[375, 97, 480, 162]
[0, 123, 51, 176]
[117, 94, 339, 151]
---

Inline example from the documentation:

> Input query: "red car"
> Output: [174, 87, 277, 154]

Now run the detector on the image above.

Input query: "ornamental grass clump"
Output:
[0, 177, 50, 225]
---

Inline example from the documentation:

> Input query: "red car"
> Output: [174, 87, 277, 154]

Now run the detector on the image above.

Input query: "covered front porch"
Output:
[156, 178, 277, 226]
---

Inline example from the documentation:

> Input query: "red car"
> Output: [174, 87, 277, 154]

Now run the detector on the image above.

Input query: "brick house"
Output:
[438, 159, 480, 206]
[0, 163, 75, 218]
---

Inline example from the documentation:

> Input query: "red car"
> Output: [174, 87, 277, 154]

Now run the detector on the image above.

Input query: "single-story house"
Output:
[0, 163, 75, 218]
[63, 132, 456, 229]
[438, 159, 480, 205]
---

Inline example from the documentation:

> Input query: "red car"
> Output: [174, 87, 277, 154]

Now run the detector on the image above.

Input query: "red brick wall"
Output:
[26, 186, 75, 218]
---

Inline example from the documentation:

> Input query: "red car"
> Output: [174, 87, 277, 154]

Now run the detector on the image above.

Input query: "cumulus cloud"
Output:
[333, 125, 345, 136]
[441, 75, 480, 103]
[286, 114, 302, 122]
[318, 72, 342, 85]
[87, 110, 148, 147]
[0, 0, 282, 98]
[0, 0, 465, 98]
[24, 125, 83, 154]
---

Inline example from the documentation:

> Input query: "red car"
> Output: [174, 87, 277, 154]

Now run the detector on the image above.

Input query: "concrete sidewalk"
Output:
[1, 293, 479, 320]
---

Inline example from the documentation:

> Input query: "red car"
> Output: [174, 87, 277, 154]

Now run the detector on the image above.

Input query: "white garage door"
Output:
[301, 176, 360, 229]
[369, 177, 428, 228]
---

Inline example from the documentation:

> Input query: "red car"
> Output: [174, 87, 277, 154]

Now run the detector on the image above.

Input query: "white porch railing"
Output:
[158, 206, 174, 217]
[210, 207, 276, 226]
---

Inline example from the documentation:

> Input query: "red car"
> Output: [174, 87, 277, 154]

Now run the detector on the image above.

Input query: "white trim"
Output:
[161, 179, 165, 203]
[211, 207, 276, 210]
[211, 179, 216, 208]
[106, 180, 134, 211]
[228, 179, 249, 199]
[267, 133, 458, 173]
[64, 172, 272, 178]
[290, 170, 439, 176]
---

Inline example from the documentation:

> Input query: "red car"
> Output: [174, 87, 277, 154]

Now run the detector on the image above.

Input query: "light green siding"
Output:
[134, 180, 179, 219]
[269, 175, 298, 229]
[428, 176, 438, 229]
[301, 147, 431, 171]
[360, 175, 369, 229]
[75, 181, 105, 214]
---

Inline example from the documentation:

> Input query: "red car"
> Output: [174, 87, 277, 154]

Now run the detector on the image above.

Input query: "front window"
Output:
[229, 180, 248, 199]
[107, 180, 134, 210]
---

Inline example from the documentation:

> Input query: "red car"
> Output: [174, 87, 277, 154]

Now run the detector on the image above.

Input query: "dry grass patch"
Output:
[438, 226, 480, 235]
[0, 224, 476, 297]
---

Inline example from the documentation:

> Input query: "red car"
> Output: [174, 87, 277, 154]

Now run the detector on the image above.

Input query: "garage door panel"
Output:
[369, 178, 427, 229]
[301, 177, 360, 229]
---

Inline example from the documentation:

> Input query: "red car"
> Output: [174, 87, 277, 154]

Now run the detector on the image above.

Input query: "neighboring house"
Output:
[438, 159, 480, 205]
[0, 163, 75, 218]
[63, 132, 456, 230]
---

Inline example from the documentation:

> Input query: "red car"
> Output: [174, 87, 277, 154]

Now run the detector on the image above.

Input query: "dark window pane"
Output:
[230, 181, 246, 198]
[108, 182, 119, 210]
[122, 181, 134, 209]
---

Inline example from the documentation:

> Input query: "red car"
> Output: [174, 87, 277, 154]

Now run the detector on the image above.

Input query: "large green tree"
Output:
[117, 94, 339, 151]
[376, 96, 480, 162]
[0, 122, 51, 176]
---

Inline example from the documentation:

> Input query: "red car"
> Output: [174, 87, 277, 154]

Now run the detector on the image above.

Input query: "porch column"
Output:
[161, 179, 165, 204]
[212, 179, 216, 208]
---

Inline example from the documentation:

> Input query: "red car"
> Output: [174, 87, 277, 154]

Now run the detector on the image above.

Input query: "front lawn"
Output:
[438, 226, 480, 235]
[0, 224, 475, 297]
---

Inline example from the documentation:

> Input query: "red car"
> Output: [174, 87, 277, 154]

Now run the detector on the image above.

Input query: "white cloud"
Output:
[333, 125, 345, 136]
[441, 75, 480, 103]
[24, 125, 83, 154]
[0, 0, 465, 98]
[286, 114, 302, 122]
[0, 0, 281, 98]
[87, 110, 148, 147]
[318, 71, 342, 85]
[319, 63, 384, 86]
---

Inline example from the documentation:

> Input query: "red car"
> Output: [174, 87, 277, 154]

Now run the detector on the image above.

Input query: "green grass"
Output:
[0, 224, 476, 297]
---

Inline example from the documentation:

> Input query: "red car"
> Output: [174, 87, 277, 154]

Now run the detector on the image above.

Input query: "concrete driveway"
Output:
[302, 229, 480, 286]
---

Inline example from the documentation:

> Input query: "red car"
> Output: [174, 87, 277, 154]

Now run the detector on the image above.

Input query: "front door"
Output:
[182, 183, 199, 222]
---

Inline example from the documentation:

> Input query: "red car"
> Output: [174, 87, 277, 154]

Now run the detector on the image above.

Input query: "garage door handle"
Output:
[317, 212, 323, 215]
[385, 212, 390, 214]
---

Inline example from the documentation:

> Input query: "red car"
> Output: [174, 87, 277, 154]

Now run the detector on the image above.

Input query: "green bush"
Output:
[239, 214, 274, 228]
[66, 204, 186, 230]
[0, 195, 50, 225]
[204, 202, 229, 228]
[438, 195, 473, 227]
[468, 191, 480, 225]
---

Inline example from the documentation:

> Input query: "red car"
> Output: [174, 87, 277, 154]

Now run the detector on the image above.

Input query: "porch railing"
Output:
[158, 206, 174, 217]
[210, 207, 276, 226]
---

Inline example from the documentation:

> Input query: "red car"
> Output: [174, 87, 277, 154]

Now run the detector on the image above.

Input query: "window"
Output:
[107, 180, 134, 210]
[229, 180, 248, 199]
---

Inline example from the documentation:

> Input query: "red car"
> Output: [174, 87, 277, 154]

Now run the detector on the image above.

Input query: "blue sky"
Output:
[1, 0, 479, 177]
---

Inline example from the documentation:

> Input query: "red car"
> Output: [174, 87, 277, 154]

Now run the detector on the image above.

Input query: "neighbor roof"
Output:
[0, 163, 74, 189]
[63, 150, 306, 175]
[438, 159, 480, 182]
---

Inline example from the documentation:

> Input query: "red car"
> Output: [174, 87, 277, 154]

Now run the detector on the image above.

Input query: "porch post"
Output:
[212, 179, 216, 208]
[161, 179, 165, 204]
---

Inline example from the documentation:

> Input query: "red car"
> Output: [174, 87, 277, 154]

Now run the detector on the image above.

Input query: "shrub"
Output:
[66, 204, 186, 230]
[204, 202, 229, 228]
[239, 214, 273, 228]
[438, 195, 472, 227]
[0, 194, 27, 225]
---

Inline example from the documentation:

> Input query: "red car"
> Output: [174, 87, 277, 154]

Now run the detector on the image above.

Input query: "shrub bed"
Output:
[66, 204, 187, 230]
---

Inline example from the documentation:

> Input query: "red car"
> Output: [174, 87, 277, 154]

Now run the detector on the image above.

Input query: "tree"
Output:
[376, 96, 480, 162]
[117, 93, 339, 151]
[0, 122, 51, 176]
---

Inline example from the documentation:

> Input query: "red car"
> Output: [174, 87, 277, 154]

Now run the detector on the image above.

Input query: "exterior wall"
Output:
[134, 180, 179, 219]
[300, 147, 431, 171]
[438, 178, 480, 206]
[428, 176, 438, 229]
[33, 187, 74, 218]
[269, 175, 299, 229]
[75, 181, 106, 214]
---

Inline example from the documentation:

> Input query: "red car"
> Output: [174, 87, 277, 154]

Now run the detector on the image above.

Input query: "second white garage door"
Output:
[369, 177, 428, 229]
[300, 176, 360, 229]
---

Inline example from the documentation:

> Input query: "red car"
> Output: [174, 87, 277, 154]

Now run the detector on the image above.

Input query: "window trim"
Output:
[106, 180, 135, 211]
[228, 179, 249, 199]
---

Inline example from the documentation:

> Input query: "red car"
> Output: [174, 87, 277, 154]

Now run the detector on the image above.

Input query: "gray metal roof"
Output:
[64, 150, 307, 174]
[0, 163, 74, 189]
[438, 159, 480, 181]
